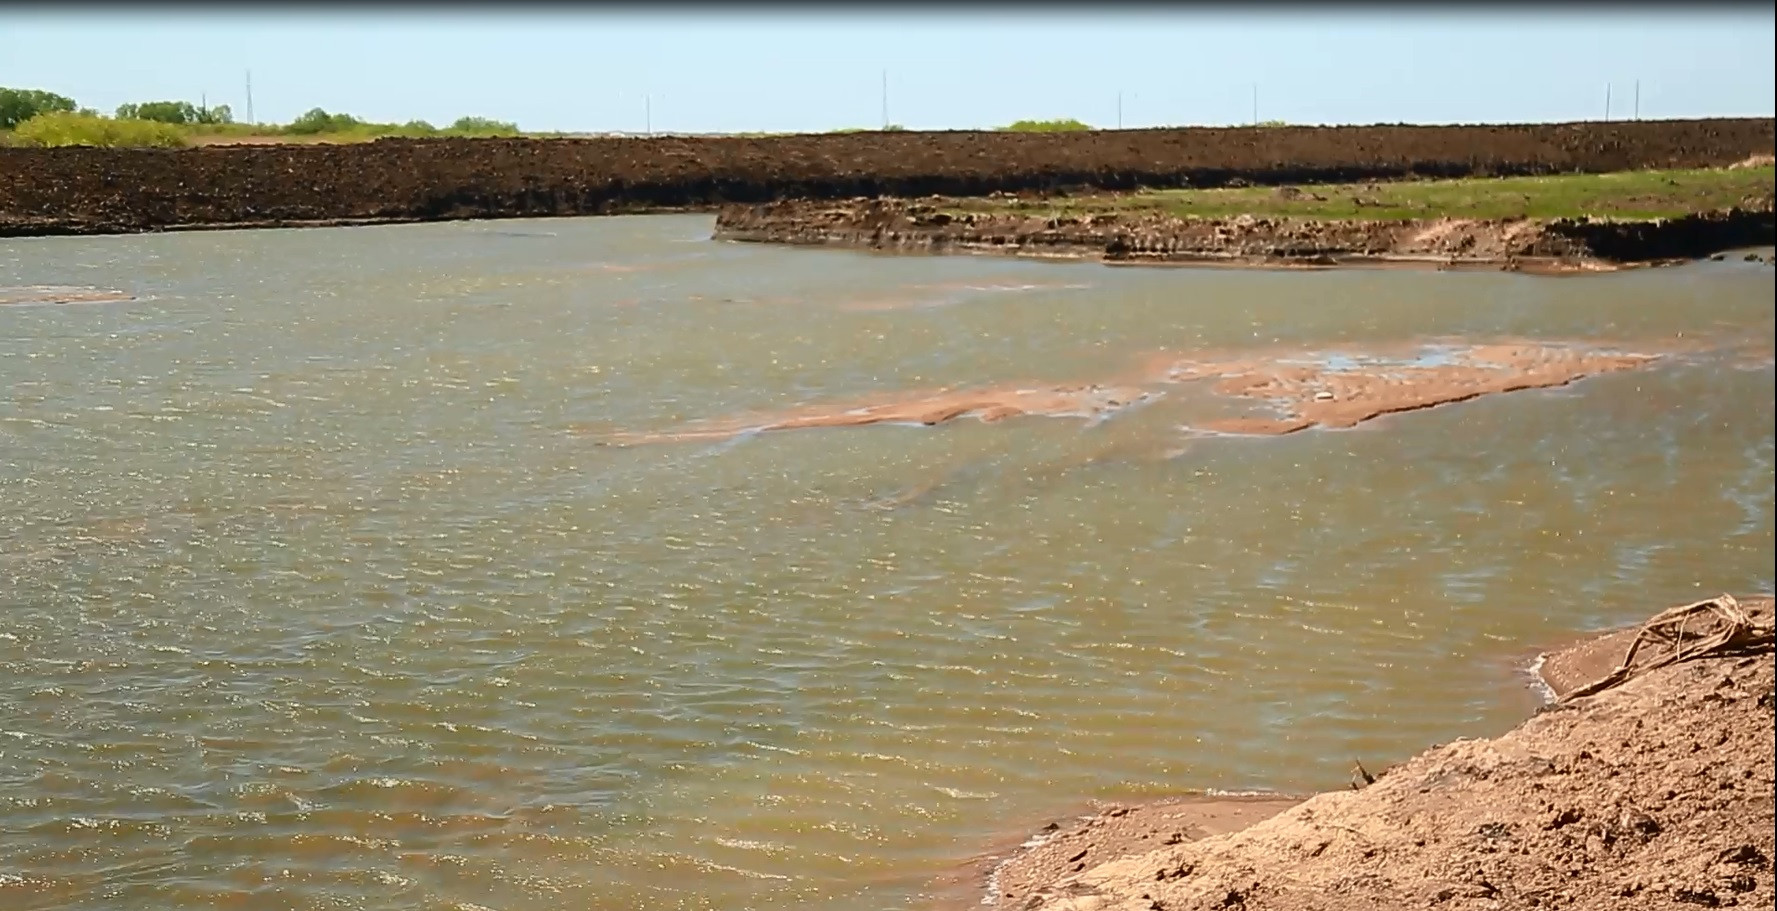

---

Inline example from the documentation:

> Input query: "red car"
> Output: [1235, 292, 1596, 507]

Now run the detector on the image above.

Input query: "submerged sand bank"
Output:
[951, 596, 1775, 911]
[592, 337, 1680, 448]
[0, 285, 135, 306]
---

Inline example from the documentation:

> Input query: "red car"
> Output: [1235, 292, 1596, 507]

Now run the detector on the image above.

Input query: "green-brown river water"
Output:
[2, 216, 1772, 910]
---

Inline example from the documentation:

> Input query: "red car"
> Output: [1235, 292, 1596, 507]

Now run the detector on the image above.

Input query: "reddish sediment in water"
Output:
[594, 383, 1155, 446]
[1150, 341, 1664, 436]
[0, 285, 135, 306]
[595, 339, 1679, 447]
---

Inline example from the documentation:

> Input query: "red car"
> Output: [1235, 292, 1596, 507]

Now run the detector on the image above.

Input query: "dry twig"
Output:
[1561, 594, 1775, 701]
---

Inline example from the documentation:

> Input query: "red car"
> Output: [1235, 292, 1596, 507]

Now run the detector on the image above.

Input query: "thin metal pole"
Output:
[1604, 84, 1612, 122]
[881, 69, 888, 129]
[1251, 83, 1258, 125]
[245, 70, 253, 124]
[1117, 91, 1123, 130]
[1634, 80, 1640, 120]
[645, 95, 652, 136]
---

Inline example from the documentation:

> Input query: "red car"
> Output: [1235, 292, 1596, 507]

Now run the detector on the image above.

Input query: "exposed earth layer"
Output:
[712, 197, 1776, 272]
[2, 118, 1771, 236]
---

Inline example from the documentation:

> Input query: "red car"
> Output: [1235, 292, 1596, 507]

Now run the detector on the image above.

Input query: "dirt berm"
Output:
[714, 197, 1777, 272]
[976, 596, 1775, 911]
[2, 118, 1771, 237]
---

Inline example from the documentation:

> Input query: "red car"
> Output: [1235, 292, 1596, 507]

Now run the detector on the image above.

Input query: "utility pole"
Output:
[1604, 83, 1612, 122]
[245, 70, 254, 124]
[880, 69, 889, 129]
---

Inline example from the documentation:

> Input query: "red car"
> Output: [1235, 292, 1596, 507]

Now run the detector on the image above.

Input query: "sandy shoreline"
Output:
[943, 595, 1774, 911]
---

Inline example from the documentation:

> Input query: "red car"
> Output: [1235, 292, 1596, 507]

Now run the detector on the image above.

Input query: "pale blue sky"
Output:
[3, 8, 1773, 133]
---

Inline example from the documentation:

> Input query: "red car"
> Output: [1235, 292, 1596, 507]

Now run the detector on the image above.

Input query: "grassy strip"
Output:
[944, 167, 1775, 222]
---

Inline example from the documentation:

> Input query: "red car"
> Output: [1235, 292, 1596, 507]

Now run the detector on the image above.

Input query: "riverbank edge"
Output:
[0, 206, 709, 239]
[950, 595, 1775, 911]
[714, 200, 1777, 274]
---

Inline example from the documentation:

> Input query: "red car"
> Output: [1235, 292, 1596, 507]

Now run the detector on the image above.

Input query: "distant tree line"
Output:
[114, 100, 235, 125]
[1, 85, 520, 147]
[1, 87, 76, 129]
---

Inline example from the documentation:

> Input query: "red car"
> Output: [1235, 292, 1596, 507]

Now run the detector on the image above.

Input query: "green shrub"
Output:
[12, 111, 188, 148]
[286, 107, 365, 135]
[997, 118, 1093, 133]
[1, 87, 78, 129]
[445, 116, 519, 137]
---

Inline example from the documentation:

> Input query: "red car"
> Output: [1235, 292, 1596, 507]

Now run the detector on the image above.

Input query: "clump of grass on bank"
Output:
[997, 118, 1094, 133]
[9, 111, 188, 148]
[944, 166, 1776, 222]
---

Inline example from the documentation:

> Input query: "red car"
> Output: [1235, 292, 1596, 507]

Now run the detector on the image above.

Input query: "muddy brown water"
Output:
[1, 215, 1772, 910]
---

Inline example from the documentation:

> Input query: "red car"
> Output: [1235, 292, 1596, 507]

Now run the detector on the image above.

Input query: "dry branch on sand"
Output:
[1562, 594, 1777, 701]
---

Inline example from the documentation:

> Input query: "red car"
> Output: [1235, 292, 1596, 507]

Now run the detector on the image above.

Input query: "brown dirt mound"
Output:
[3, 118, 1771, 237]
[974, 597, 1776, 911]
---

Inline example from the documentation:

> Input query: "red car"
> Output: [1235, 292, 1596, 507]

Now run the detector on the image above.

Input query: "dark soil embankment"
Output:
[2, 118, 1771, 237]
[713, 198, 1776, 272]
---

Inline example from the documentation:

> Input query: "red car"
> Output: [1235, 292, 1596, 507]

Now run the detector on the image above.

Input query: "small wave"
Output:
[934, 786, 999, 800]
[1204, 788, 1290, 798]
[693, 859, 792, 881]
[1522, 653, 1558, 704]
[712, 836, 786, 853]
[744, 740, 809, 757]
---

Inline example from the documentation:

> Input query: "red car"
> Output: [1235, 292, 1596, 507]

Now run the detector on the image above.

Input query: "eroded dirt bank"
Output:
[3, 118, 1772, 237]
[966, 596, 1775, 911]
[713, 198, 1777, 272]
